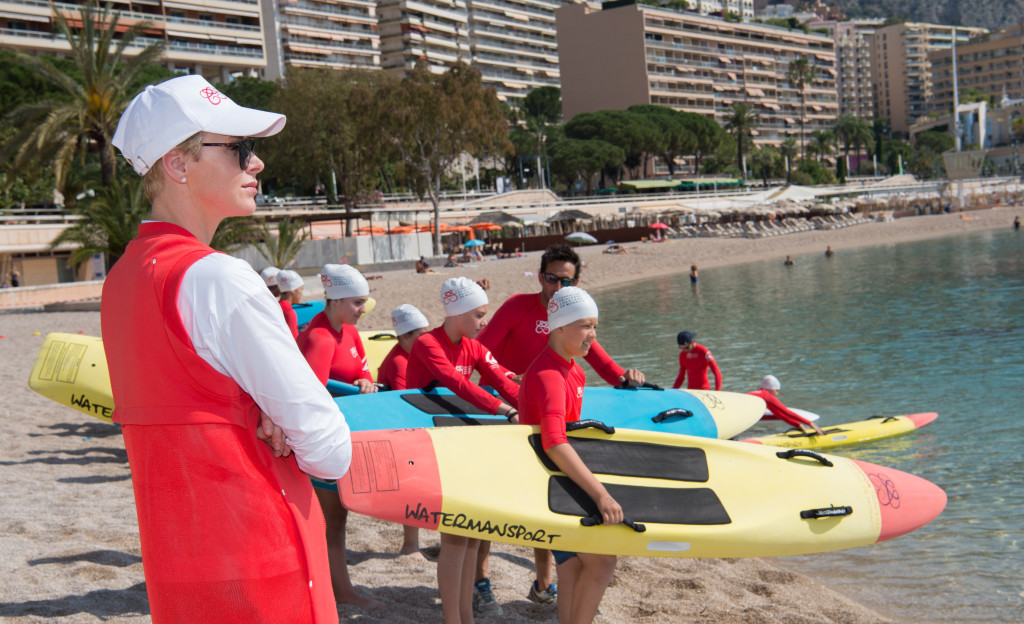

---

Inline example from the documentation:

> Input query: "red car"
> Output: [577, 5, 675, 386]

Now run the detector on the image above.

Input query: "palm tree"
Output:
[210, 217, 262, 254]
[724, 103, 760, 179]
[787, 57, 814, 162]
[50, 175, 149, 269]
[253, 217, 310, 269]
[2, 1, 165, 191]
[808, 129, 835, 164]
[779, 137, 798, 183]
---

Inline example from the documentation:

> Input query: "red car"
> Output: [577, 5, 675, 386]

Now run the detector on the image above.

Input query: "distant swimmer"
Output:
[784, 255, 795, 266]
[1015, 216, 1021, 231]
[689, 264, 699, 283]
[825, 246, 835, 258]
[749, 375, 825, 436]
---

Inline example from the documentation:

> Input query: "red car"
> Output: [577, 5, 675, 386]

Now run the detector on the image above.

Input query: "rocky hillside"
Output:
[834, 0, 1024, 31]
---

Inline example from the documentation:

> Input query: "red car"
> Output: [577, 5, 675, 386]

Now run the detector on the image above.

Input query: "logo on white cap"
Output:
[547, 286, 599, 330]
[320, 264, 369, 300]
[391, 304, 429, 336]
[440, 277, 488, 317]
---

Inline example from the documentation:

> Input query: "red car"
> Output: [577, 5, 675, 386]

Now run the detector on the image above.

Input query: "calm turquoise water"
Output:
[584, 228, 1024, 624]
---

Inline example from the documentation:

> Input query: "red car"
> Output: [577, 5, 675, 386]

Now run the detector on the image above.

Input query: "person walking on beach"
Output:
[749, 375, 825, 436]
[377, 304, 431, 559]
[477, 244, 644, 605]
[297, 263, 383, 610]
[519, 286, 621, 624]
[672, 331, 722, 391]
[405, 277, 520, 623]
[102, 74, 352, 623]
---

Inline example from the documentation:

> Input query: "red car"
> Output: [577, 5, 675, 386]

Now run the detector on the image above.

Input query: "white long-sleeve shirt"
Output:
[178, 252, 352, 480]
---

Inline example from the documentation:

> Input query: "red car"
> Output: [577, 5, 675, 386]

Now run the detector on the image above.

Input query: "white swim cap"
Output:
[320, 264, 369, 300]
[441, 277, 488, 317]
[547, 286, 599, 330]
[762, 375, 781, 391]
[391, 304, 429, 336]
[277, 270, 304, 293]
[259, 266, 280, 287]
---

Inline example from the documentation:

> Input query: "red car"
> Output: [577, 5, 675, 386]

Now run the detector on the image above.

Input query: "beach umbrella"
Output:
[471, 222, 502, 231]
[449, 225, 474, 233]
[649, 222, 669, 229]
[464, 239, 485, 247]
[356, 226, 387, 234]
[565, 232, 598, 244]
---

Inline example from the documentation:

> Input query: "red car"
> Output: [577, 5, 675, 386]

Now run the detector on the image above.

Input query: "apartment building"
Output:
[809, 18, 882, 120]
[871, 21, 986, 136]
[929, 26, 1024, 114]
[691, 0, 754, 21]
[261, 0, 380, 79]
[466, 0, 561, 101]
[377, 0, 470, 74]
[556, 1, 839, 146]
[0, 0, 268, 82]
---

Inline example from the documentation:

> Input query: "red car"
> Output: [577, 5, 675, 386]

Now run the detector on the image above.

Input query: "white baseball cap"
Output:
[113, 75, 286, 175]
[762, 375, 781, 391]
[277, 270, 304, 293]
[391, 304, 430, 336]
[320, 264, 368, 300]
[259, 266, 280, 286]
[440, 277, 488, 317]
[547, 286, 598, 330]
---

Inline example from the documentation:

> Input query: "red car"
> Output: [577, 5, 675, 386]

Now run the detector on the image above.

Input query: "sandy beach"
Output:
[2, 206, 1020, 623]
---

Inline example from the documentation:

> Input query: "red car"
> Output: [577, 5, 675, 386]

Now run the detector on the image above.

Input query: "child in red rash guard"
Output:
[406, 277, 518, 624]
[672, 330, 722, 391]
[377, 303, 431, 559]
[277, 269, 304, 339]
[749, 374, 826, 436]
[519, 286, 621, 624]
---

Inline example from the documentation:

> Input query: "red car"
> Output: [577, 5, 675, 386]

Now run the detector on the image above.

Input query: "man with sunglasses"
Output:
[477, 244, 644, 606]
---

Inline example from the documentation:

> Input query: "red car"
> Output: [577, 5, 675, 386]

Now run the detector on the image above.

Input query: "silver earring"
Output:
[180, 177, 187, 183]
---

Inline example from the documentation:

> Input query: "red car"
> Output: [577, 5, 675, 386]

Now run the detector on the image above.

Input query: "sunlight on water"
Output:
[586, 228, 1024, 624]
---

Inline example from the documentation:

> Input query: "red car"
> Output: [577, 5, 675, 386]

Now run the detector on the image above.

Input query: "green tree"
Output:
[49, 174, 149, 269]
[517, 86, 562, 188]
[959, 87, 990, 105]
[747, 146, 781, 187]
[374, 62, 510, 254]
[881, 139, 914, 175]
[251, 217, 309, 268]
[1, 1, 165, 191]
[807, 129, 836, 164]
[787, 57, 814, 161]
[915, 130, 954, 154]
[267, 68, 392, 235]
[628, 105, 696, 177]
[678, 112, 722, 174]
[724, 103, 759, 179]
[779, 136, 798, 183]
[210, 217, 261, 254]
[216, 75, 279, 111]
[548, 138, 625, 194]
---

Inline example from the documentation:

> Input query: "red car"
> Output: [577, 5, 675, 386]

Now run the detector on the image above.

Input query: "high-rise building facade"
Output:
[377, 0, 471, 74]
[810, 18, 882, 120]
[929, 26, 1024, 114]
[261, 0, 380, 79]
[871, 22, 986, 135]
[0, 0, 268, 82]
[557, 1, 838, 146]
[466, 0, 561, 101]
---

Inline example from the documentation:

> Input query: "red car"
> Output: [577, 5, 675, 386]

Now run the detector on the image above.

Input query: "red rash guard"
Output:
[406, 326, 519, 414]
[377, 343, 409, 390]
[477, 292, 625, 384]
[748, 389, 813, 427]
[519, 347, 585, 450]
[280, 300, 299, 339]
[296, 312, 372, 385]
[672, 343, 722, 390]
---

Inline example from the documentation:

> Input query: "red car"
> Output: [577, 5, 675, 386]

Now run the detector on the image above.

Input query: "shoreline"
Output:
[3, 208, 1020, 623]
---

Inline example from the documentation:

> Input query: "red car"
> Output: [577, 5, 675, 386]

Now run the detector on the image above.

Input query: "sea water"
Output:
[585, 227, 1024, 623]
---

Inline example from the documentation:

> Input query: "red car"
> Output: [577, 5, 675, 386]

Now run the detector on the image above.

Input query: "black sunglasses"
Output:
[201, 138, 256, 170]
[541, 272, 577, 287]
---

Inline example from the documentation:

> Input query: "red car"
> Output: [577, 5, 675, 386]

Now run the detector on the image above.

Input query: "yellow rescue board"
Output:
[27, 330, 397, 424]
[338, 425, 946, 558]
[742, 413, 938, 450]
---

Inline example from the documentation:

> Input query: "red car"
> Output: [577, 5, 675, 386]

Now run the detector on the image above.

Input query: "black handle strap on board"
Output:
[776, 449, 834, 467]
[367, 332, 396, 341]
[800, 505, 853, 520]
[566, 419, 616, 435]
[652, 408, 694, 423]
[580, 513, 647, 533]
[422, 380, 440, 393]
[867, 415, 899, 423]
[612, 381, 665, 391]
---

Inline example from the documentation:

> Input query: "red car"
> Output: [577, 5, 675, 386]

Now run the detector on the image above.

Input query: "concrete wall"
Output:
[232, 232, 435, 270]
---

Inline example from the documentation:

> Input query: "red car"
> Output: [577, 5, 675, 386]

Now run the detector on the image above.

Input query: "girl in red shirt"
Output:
[297, 263, 382, 610]
[519, 286, 621, 624]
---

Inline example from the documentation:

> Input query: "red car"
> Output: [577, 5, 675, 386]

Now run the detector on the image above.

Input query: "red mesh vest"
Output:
[101, 222, 337, 624]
